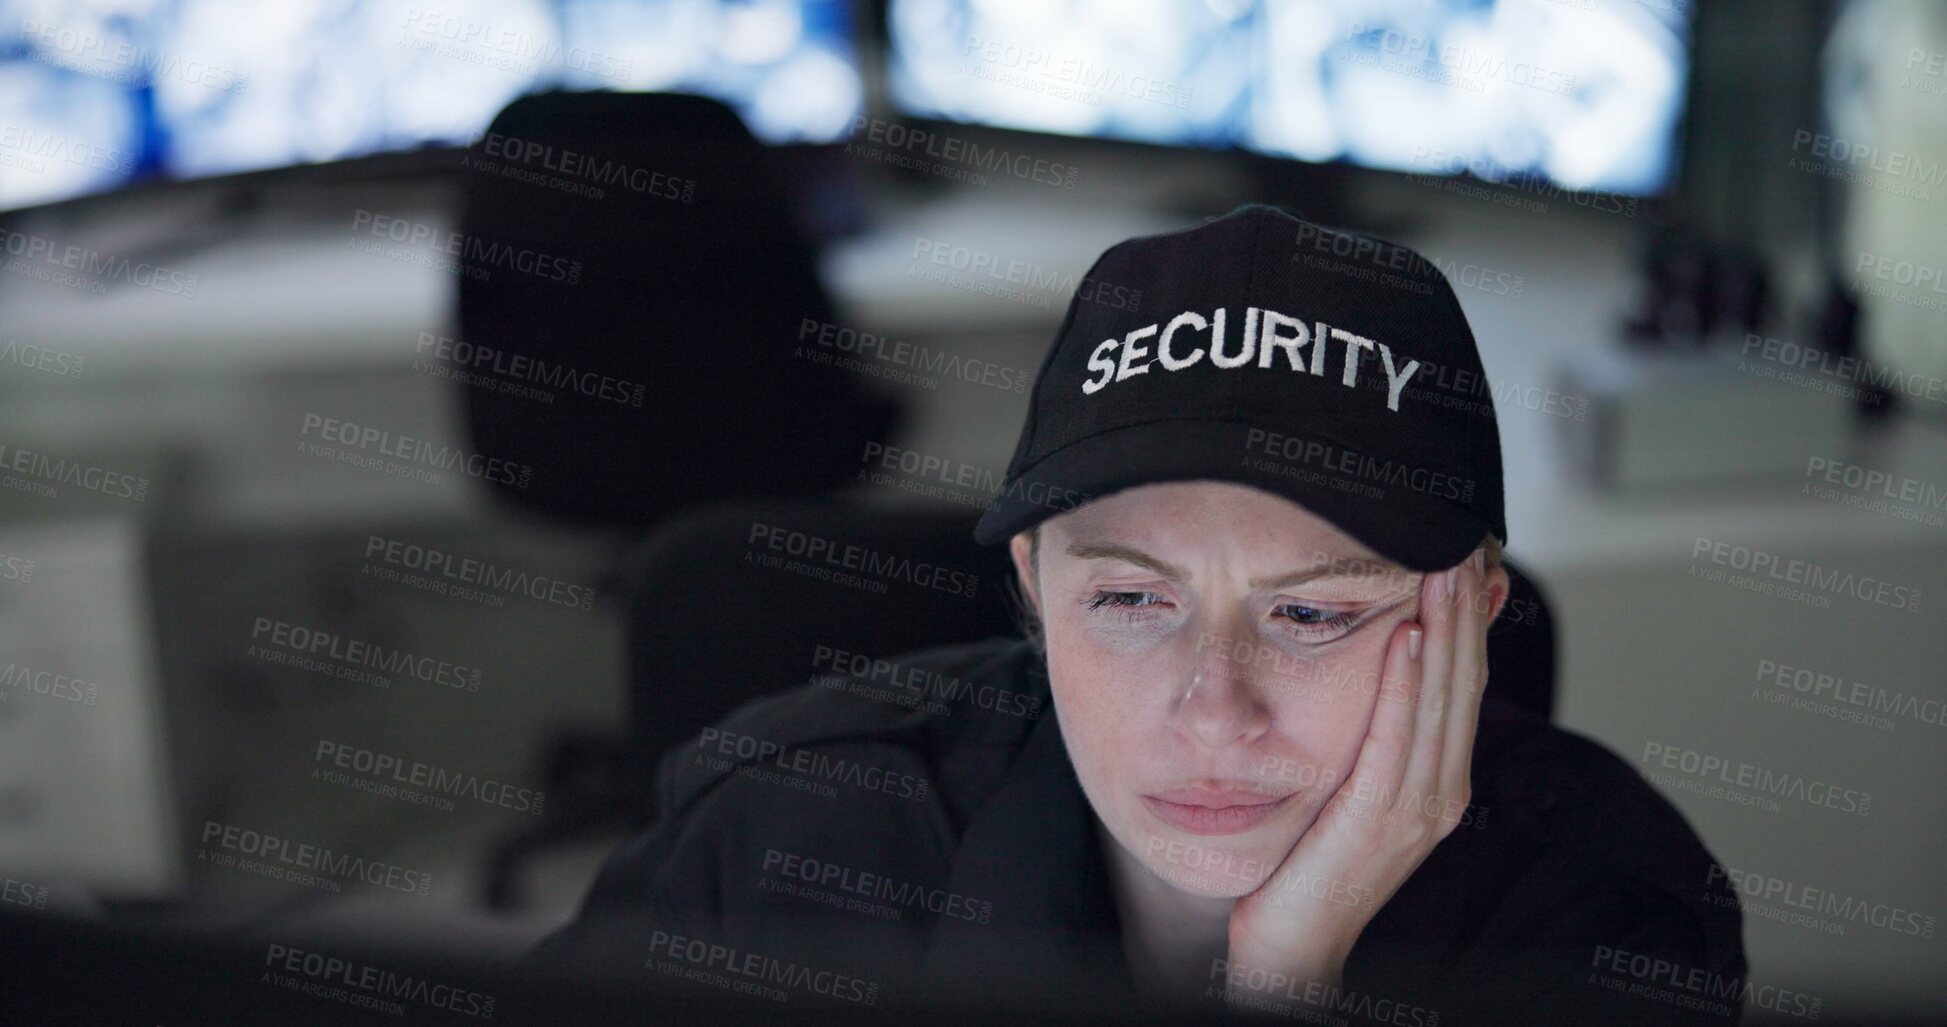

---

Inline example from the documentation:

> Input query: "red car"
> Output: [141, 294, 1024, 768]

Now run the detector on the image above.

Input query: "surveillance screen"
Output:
[0, 0, 862, 210]
[887, 0, 1690, 195]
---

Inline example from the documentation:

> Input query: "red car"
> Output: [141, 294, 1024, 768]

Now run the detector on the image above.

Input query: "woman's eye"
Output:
[1083, 590, 1168, 612]
[1274, 603, 1360, 636]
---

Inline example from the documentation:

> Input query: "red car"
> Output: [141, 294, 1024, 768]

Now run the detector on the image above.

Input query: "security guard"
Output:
[525, 206, 1747, 1026]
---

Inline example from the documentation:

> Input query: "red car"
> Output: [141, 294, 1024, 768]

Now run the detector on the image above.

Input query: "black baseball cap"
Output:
[972, 204, 1507, 573]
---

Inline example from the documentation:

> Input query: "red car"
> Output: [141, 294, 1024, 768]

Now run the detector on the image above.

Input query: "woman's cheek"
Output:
[1049, 656, 1150, 784]
[1082, 615, 1180, 659]
[1299, 641, 1395, 753]
[1060, 626, 1184, 730]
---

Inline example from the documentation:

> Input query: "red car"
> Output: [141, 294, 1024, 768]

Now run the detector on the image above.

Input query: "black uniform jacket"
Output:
[524, 635, 1747, 1025]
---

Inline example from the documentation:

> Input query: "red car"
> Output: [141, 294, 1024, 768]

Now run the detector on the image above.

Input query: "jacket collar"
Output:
[917, 697, 1138, 1014]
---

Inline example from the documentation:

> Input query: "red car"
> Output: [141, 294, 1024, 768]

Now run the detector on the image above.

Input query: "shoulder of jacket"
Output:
[655, 634, 1046, 816]
[1474, 705, 1727, 908]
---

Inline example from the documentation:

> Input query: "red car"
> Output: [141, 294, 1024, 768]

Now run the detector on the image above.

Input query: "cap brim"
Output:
[972, 419, 1489, 573]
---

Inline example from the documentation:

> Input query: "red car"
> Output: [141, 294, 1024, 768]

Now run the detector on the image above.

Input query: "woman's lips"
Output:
[1141, 788, 1293, 836]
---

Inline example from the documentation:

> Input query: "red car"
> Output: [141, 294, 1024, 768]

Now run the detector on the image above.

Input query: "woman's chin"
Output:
[1141, 853, 1275, 898]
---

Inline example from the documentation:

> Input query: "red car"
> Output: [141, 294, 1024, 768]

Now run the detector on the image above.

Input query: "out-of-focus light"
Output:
[749, 46, 859, 140]
[0, 64, 141, 209]
[716, 0, 804, 66]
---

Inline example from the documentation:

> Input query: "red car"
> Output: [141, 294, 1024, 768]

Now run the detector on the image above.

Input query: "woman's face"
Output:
[1009, 480, 1428, 898]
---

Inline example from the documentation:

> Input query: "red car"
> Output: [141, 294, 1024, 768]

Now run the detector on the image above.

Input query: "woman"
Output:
[527, 206, 1746, 1025]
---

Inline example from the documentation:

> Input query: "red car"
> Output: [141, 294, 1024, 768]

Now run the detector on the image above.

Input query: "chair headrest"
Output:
[454, 91, 898, 528]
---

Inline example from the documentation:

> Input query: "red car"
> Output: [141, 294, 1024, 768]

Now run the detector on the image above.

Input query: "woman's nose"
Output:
[1171, 630, 1273, 750]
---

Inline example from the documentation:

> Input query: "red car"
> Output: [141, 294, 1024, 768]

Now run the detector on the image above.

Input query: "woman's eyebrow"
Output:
[1064, 541, 1189, 580]
[1248, 563, 1414, 591]
[1065, 541, 1413, 592]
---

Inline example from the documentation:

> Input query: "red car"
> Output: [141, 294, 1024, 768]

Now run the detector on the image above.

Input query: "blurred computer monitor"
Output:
[886, 0, 1691, 196]
[0, 0, 865, 210]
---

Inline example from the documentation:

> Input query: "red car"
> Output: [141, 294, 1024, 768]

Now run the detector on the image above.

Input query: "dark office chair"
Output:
[452, 91, 902, 907]
[453, 89, 898, 529]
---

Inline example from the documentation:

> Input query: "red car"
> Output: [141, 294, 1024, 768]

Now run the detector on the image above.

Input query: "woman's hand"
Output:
[1222, 549, 1504, 1006]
